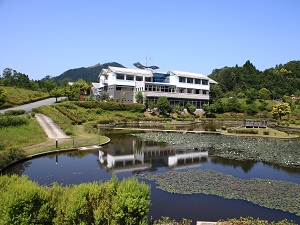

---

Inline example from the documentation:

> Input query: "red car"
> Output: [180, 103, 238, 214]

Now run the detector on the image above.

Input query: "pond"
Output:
[2, 128, 300, 224]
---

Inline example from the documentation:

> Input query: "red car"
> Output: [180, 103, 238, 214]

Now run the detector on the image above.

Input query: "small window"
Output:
[195, 89, 200, 94]
[187, 78, 193, 83]
[117, 74, 124, 80]
[145, 77, 151, 82]
[136, 76, 143, 81]
[195, 79, 201, 84]
[202, 79, 208, 85]
[203, 90, 208, 95]
[116, 87, 121, 91]
[179, 77, 186, 83]
[126, 75, 134, 81]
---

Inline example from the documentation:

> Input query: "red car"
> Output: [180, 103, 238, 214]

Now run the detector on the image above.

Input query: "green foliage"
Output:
[50, 87, 65, 102]
[3, 109, 26, 116]
[153, 216, 192, 225]
[245, 103, 259, 116]
[271, 103, 291, 120]
[0, 146, 26, 169]
[0, 87, 7, 105]
[226, 97, 242, 112]
[245, 88, 258, 104]
[156, 96, 172, 116]
[208, 60, 300, 100]
[74, 101, 145, 112]
[135, 91, 144, 104]
[185, 102, 196, 115]
[0, 115, 29, 127]
[259, 88, 271, 100]
[0, 86, 49, 108]
[0, 174, 151, 225]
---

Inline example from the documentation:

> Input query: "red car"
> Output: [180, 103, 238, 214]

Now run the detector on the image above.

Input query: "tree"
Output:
[245, 88, 258, 104]
[271, 103, 291, 120]
[259, 88, 271, 100]
[135, 91, 144, 104]
[156, 96, 171, 116]
[186, 102, 196, 115]
[226, 97, 242, 112]
[50, 87, 64, 102]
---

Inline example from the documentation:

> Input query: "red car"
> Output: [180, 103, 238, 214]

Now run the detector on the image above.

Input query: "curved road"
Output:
[0, 97, 66, 114]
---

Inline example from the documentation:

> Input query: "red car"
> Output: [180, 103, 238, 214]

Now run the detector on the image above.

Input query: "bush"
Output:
[234, 129, 259, 134]
[0, 146, 26, 169]
[4, 109, 26, 116]
[0, 115, 29, 127]
[0, 174, 151, 225]
[263, 131, 270, 135]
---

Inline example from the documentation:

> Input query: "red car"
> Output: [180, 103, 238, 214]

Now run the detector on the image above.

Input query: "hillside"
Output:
[208, 60, 300, 99]
[0, 86, 49, 109]
[53, 62, 124, 83]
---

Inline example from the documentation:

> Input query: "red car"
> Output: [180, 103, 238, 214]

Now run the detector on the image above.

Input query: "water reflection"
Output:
[210, 156, 256, 173]
[98, 139, 208, 173]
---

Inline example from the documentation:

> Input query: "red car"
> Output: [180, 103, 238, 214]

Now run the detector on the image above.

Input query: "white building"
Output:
[95, 66, 217, 109]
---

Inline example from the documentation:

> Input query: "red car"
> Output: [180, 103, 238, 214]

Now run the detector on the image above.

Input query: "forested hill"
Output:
[53, 62, 124, 83]
[208, 60, 300, 98]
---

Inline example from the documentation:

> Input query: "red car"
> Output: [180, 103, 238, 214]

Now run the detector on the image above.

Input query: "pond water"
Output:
[2, 127, 300, 224]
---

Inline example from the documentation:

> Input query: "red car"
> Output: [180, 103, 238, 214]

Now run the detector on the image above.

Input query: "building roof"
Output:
[108, 66, 153, 77]
[168, 70, 207, 79]
[91, 82, 101, 88]
[168, 70, 217, 84]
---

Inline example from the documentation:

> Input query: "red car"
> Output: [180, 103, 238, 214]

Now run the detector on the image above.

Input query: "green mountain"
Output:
[53, 62, 124, 83]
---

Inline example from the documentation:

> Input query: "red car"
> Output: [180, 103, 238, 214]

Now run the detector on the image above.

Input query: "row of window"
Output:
[178, 76, 209, 85]
[144, 85, 208, 95]
[116, 74, 151, 82]
[115, 73, 209, 85]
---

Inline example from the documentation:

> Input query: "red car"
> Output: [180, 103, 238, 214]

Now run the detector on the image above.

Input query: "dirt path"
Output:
[35, 113, 70, 139]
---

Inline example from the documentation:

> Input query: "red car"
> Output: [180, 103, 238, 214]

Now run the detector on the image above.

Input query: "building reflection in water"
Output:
[98, 139, 208, 173]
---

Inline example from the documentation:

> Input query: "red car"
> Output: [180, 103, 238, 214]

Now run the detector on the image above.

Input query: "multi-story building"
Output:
[95, 66, 217, 109]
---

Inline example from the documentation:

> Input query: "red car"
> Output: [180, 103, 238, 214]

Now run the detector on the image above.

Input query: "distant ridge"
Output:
[53, 62, 125, 83]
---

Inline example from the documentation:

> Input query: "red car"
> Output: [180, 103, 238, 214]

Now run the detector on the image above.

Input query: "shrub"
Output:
[235, 129, 259, 134]
[4, 109, 26, 116]
[0, 115, 29, 127]
[263, 131, 270, 135]
[0, 146, 26, 169]
[0, 174, 151, 225]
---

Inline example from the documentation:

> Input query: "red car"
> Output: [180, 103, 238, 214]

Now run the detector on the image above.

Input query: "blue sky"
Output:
[0, 0, 299, 80]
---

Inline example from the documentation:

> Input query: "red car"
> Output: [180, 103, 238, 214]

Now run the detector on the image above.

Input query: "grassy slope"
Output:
[0, 117, 48, 148]
[1, 86, 49, 106]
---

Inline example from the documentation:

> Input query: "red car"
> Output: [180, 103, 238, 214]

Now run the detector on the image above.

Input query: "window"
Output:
[195, 79, 201, 84]
[195, 89, 200, 94]
[202, 79, 208, 85]
[187, 78, 193, 83]
[203, 90, 208, 95]
[116, 86, 122, 91]
[145, 77, 151, 82]
[187, 89, 193, 94]
[116, 74, 124, 80]
[126, 75, 134, 81]
[179, 77, 186, 83]
[136, 76, 143, 81]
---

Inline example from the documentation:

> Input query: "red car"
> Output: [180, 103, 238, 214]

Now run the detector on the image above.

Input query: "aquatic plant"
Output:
[138, 169, 300, 216]
[134, 133, 300, 168]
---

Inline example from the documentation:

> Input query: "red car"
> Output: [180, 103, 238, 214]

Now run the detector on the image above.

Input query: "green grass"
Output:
[1, 86, 49, 106]
[0, 117, 48, 148]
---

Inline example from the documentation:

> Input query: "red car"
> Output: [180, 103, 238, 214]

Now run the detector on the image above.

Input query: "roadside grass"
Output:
[0, 117, 48, 148]
[1, 86, 49, 106]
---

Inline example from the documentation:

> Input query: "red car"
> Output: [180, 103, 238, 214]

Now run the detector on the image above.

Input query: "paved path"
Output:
[0, 97, 66, 114]
[35, 113, 70, 139]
